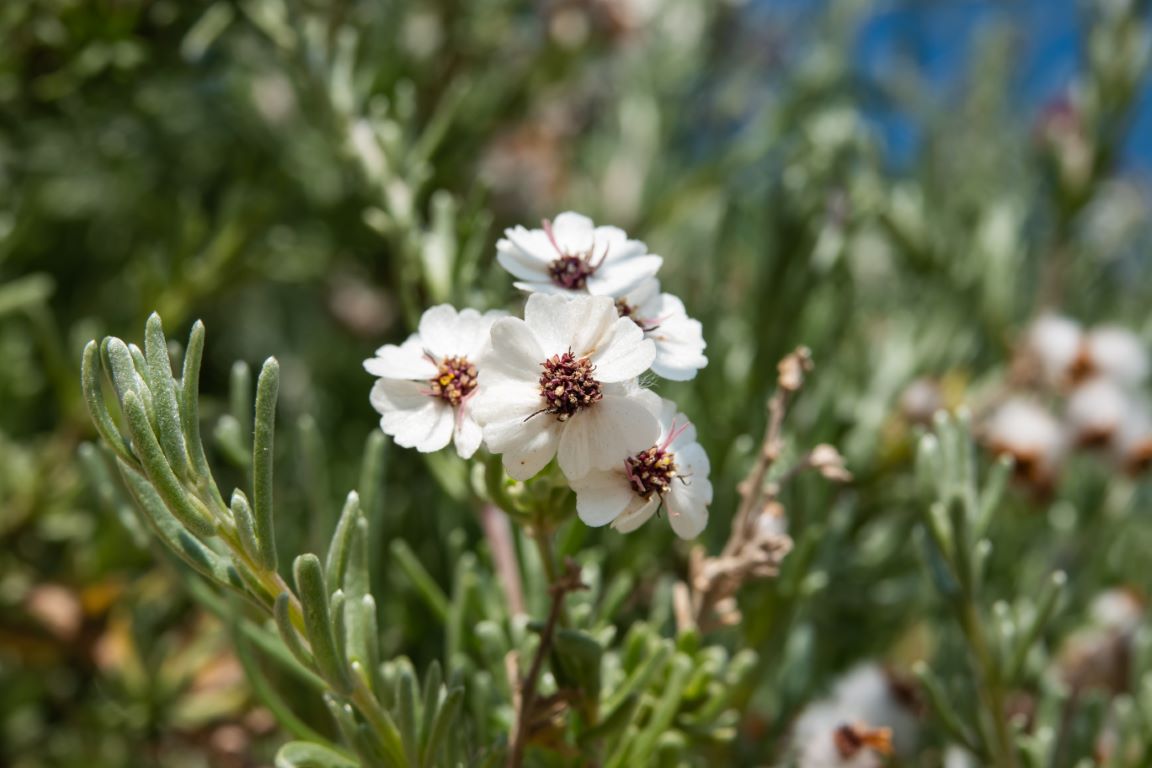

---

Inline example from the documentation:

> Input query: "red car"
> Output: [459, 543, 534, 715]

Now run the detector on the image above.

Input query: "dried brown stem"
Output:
[507, 559, 586, 768]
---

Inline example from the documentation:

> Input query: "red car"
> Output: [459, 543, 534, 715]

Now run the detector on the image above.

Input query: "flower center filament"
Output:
[625, 446, 678, 499]
[538, 351, 602, 421]
[548, 254, 597, 290]
[614, 298, 659, 332]
[429, 356, 478, 407]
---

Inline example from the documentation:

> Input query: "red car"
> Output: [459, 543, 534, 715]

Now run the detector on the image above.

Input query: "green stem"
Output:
[958, 598, 1017, 768]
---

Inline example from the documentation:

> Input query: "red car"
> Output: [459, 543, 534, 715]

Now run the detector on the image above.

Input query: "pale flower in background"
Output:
[1112, 401, 1152, 472]
[1081, 325, 1149, 387]
[496, 212, 662, 297]
[571, 398, 711, 539]
[364, 305, 502, 458]
[471, 293, 658, 480]
[984, 398, 1066, 487]
[1065, 376, 1130, 446]
[615, 278, 707, 380]
[1026, 313, 1083, 386]
[791, 664, 918, 768]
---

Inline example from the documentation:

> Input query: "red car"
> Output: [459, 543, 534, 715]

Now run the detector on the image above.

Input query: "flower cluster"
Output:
[364, 212, 711, 538]
[981, 313, 1151, 490]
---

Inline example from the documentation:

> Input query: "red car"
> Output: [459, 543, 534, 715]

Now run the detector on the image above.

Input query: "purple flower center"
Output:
[538, 351, 601, 421]
[548, 254, 597, 290]
[429, 356, 477, 407]
[624, 446, 678, 499]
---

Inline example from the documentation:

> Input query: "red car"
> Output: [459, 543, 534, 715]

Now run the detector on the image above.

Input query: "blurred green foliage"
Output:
[2, 0, 1152, 765]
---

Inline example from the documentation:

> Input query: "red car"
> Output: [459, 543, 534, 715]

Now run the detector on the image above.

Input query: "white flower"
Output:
[984, 398, 1066, 487]
[615, 278, 707, 381]
[792, 664, 917, 768]
[364, 305, 501, 459]
[1112, 400, 1152, 473]
[1026, 314, 1083, 386]
[1082, 325, 1149, 387]
[496, 212, 662, 297]
[471, 293, 658, 481]
[570, 399, 711, 539]
[1066, 377, 1130, 445]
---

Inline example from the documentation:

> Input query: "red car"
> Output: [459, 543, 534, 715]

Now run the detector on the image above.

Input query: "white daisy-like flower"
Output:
[792, 664, 918, 768]
[496, 211, 662, 297]
[470, 293, 659, 481]
[984, 397, 1067, 487]
[1026, 313, 1083, 386]
[1112, 401, 1152, 473]
[1066, 377, 1131, 446]
[1082, 325, 1149, 387]
[570, 398, 711, 539]
[364, 305, 502, 459]
[614, 278, 707, 381]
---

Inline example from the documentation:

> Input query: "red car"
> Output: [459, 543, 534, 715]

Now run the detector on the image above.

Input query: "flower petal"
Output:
[557, 392, 659, 478]
[454, 409, 484, 459]
[587, 254, 663, 297]
[665, 482, 709, 539]
[364, 337, 438, 380]
[572, 469, 637, 527]
[523, 293, 617, 357]
[612, 497, 661, 533]
[484, 317, 546, 380]
[370, 379, 454, 453]
[550, 211, 595, 254]
[590, 318, 655, 382]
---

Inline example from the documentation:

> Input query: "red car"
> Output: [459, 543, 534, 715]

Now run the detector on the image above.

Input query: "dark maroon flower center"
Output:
[624, 446, 678, 499]
[538, 351, 601, 421]
[548, 254, 598, 290]
[429, 356, 477, 407]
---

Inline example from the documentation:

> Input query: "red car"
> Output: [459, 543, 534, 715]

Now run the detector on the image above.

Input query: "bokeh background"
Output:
[2, 0, 1151, 765]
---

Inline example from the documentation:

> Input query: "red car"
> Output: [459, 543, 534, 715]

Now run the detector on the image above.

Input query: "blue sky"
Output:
[751, 0, 1152, 172]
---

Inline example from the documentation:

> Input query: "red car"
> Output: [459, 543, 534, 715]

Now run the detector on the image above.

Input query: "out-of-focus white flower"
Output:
[985, 398, 1066, 487]
[570, 399, 711, 539]
[792, 664, 918, 767]
[899, 377, 943, 425]
[496, 212, 662, 298]
[1090, 588, 1144, 635]
[364, 305, 501, 458]
[1066, 377, 1130, 446]
[1081, 325, 1149, 387]
[943, 745, 979, 768]
[1026, 314, 1084, 386]
[1057, 587, 1144, 693]
[614, 278, 706, 380]
[1112, 401, 1152, 473]
[471, 294, 658, 480]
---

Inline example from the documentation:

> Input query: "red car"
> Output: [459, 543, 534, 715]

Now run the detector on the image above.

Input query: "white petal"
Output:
[586, 254, 664, 298]
[556, 392, 659, 478]
[471, 381, 542, 434]
[523, 293, 617, 357]
[665, 483, 709, 539]
[498, 229, 556, 280]
[453, 409, 484, 459]
[590, 318, 655, 382]
[417, 305, 465, 357]
[572, 469, 637, 526]
[500, 417, 562, 480]
[512, 280, 572, 296]
[485, 317, 546, 380]
[370, 379, 453, 453]
[364, 337, 437, 380]
[550, 212, 595, 254]
[611, 497, 661, 533]
[413, 402, 456, 453]
[625, 277, 662, 313]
